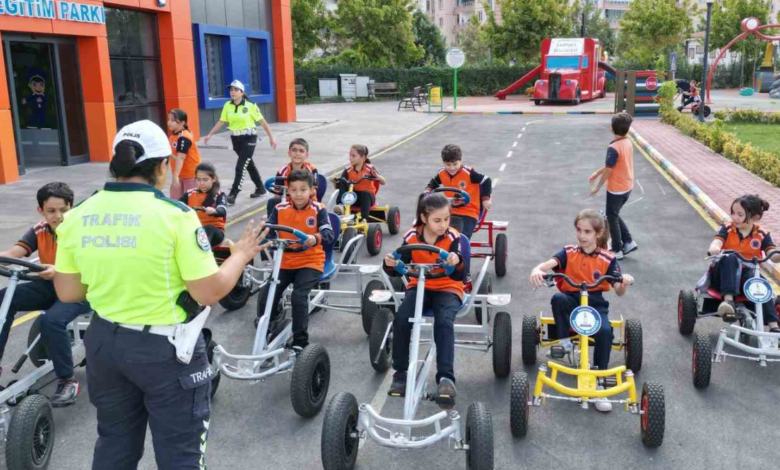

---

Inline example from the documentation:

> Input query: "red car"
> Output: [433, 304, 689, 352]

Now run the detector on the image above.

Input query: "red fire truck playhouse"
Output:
[495, 38, 616, 104]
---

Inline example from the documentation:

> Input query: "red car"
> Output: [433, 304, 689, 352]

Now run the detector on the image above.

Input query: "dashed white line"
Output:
[499, 163, 507, 172]
[522, 127, 526, 132]
[512, 142, 518, 148]
[624, 196, 644, 207]
[656, 180, 667, 196]
[517, 133, 523, 138]
[492, 178, 500, 188]
[506, 151, 513, 158]
[637, 179, 645, 195]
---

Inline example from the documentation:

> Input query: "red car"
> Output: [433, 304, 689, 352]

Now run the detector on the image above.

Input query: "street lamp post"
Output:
[699, 0, 714, 122]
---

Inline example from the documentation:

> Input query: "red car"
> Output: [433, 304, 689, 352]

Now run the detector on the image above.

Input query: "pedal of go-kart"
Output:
[267, 318, 291, 341]
[549, 345, 567, 359]
[434, 393, 455, 410]
[602, 376, 618, 389]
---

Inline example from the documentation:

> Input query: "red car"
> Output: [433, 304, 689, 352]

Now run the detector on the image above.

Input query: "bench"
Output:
[295, 84, 310, 104]
[398, 86, 424, 111]
[368, 82, 399, 100]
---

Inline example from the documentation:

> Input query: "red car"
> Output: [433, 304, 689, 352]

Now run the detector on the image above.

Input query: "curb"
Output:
[225, 114, 449, 226]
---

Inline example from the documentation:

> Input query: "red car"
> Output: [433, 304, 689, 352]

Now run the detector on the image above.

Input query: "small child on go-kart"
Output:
[706, 194, 780, 333]
[267, 138, 320, 217]
[259, 169, 334, 351]
[179, 162, 227, 246]
[0, 182, 91, 407]
[677, 79, 699, 112]
[529, 209, 634, 413]
[332, 144, 386, 220]
[383, 193, 464, 408]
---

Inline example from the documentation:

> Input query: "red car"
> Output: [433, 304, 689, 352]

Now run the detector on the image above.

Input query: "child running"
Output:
[167, 108, 202, 199]
[267, 138, 319, 217]
[179, 162, 228, 247]
[707, 194, 780, 333]
[529, 209, 634, 412]
[384, 193, 464, 408]
[333, 145, 386, 221]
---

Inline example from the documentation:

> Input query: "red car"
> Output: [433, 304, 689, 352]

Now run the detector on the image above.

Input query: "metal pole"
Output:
[581, 4, 586, 38]
[699, 2, 713, 122]
[454, 68, 458, 110]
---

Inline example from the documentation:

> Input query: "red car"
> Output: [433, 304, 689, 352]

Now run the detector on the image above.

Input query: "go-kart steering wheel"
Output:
[391, 245, 455, 278]
[432, 187, 471, 208]
[0, 257, 46, 281]
[264, 176, 287, 196]
[265, 224, 312, 252]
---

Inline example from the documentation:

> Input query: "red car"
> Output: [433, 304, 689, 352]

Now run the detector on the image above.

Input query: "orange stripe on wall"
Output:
[159, 0, 199, 139]
[272, 0, 297, 123]
[79, 37, 116, 163]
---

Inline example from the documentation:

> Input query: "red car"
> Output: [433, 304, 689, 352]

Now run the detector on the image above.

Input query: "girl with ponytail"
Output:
[167, 109, 202, 199]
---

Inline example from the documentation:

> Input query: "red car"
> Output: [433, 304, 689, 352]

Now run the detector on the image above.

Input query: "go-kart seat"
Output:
[349, 180, 381, 212]
[704, 287, 748, 304]
[316, 173, 328, 203]
[422, 234, 471, 317]
[319, 212, 341, 282]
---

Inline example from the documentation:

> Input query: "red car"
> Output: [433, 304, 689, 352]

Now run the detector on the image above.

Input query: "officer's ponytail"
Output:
[109, 140, 167, 186]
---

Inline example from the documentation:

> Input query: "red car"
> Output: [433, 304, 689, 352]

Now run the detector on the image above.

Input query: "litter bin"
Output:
[319, 78, 338, 98]
[340, 74, 357, 100]
[356, 77, 370, 98]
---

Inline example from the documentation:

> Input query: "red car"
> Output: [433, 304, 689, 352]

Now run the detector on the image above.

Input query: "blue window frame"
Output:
[582, 56, 589, 69]
[193, 24, 274, 109]
[546, 56, 581, 69]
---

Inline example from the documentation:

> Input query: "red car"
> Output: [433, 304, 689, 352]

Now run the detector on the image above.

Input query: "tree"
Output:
[483, 0, 573, 63]
[291, 0, 332, 61]
[568, 0, 616, 55]
[333, 0, 424, 67]
[617, 0, 696, 69]
[709, 0, 771, 87]
[458, 15, 492, 65]
[413, 10, 447, 65]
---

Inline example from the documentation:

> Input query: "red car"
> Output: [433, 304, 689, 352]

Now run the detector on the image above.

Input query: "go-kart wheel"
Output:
[492, 312, 512, 378]
[510, 372, 530, 438]
[475, 272, 493, 325]
[291, 344, 331, 417]
[703, 105, 711, 118]
[573, 87, 581, 105]
[218, 281, 252, 311]
[27, 316, 48, 369]
[692, 334, 712, 389]
[205, 337, 221, 400]
[494, 233, 508, 278]
[361, 280, 385, 336]
[369, 308, 393, 373]
[534, 100, 541, 106]
[340, 228, 359, 264]
[5, 394, 54, 470]
[256, 283, 282, 321]
[521, 315, 538, 366]
[465, 402, 494, 470]
[640, 382, 665, 448]
[366, 224, 382, 256]
[321, 392, 359, 470]
[387, 206, 401, 235]
[693, 106, 700, 116]
[677, 289, 697, 335]
[624, 318, 643, 373]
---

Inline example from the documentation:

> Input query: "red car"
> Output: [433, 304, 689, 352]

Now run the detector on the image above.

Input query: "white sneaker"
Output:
[594, 385, 612, 413]
[622, 241, 638, 255]
[614, 250, 624, 260]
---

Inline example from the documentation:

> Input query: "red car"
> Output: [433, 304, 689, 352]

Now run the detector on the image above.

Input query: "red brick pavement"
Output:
[632, 120, 780, 234]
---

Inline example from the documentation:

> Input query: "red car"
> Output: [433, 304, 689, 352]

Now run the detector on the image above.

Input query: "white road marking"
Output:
[512, 142, 518, 148]
[624, 196, 644, 207]
[492, 178, 500, 188]
[522, 127, 526, 132]
[637, 179, 645, 195]
[499, 163, 507, 172]
[527, 120, 545, 125]
[506, 151, 513, 158]
[517, 133, 523, 138]
[656, 180, 667, 196]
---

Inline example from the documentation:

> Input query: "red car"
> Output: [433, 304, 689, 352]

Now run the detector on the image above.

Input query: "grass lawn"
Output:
[723, 123, 780, 155]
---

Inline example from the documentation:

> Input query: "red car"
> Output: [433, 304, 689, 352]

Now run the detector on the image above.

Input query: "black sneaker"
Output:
[435, 377, 457, 409]
[51, 377, 80, 408]
[250, 187, 267, 199]
[227, 194, 237, 206]
[388, 371, 407, 397]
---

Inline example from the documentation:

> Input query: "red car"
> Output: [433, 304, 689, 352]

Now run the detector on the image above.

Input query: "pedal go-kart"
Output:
[321, 245, 511, 470]
[514, 273, 665, 448]
[327, 175, 401, 258]
[679, 250, 780, 388]
[212, 225, 332, 418]
[677, 95, 711, 118]
[431, 187, 508, 278]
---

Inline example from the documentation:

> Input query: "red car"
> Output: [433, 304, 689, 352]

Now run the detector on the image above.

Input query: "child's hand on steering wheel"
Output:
[444, 252, 460, 266]
[529, 268, 547, 288]
[204, 207, 217, 215]
[617, 274, 634, 287]
[483, 199, 492, 211]
[304, 235, 317, 247]
[384, 253, 398, 267]
[39, 264, 56, 281]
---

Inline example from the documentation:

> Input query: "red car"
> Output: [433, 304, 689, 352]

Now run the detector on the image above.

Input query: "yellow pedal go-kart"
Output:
[327, 175, 401, 258]
[512, 273, 665, 447]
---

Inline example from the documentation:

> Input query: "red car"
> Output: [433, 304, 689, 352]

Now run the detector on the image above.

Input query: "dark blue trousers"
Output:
[551, 292, 613, 371]
[85, 315, 211, 470]
[711, 254, 779, 324]
[451, 215, 477, 277]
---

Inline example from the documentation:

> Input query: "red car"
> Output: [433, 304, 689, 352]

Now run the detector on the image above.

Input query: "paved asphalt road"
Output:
[1, 115, 778, 469]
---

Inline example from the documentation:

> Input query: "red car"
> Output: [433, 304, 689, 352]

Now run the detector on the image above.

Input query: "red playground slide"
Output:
[494, 64, 542, 100]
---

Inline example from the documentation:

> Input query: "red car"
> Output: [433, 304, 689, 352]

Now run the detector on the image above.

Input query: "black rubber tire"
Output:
[677, 289, 697, 336]
[640, 382, 665, 448]
[521, 315, 538, 366]
[390, 276, 405, 293]
[27, 316, 48, 369]
[703, 106, 711, 118]
[692, 333, 712, 389]
[5, 394, 54, 470]
[624, 318, 643, 373]
[341, 227, 359, 264]
[369, 308, 393, 373]
[492, 312, 512, 378]
[206, 339, 221, 400]
[387, 206, 401, 235]
[218, 281, 252, 311]
[534, 100, 541, 106]
[290, 344, 331, 417]
[494, 233, 507, 278]
[361, 280, 385, 336]
[465, 402, 494, 470]
[366, 224, 382, 256]
[321, 392, 359, 470]
[573, 87, 581, 105]
[475, 273, 493, 325]
[510, 372, 530, 438]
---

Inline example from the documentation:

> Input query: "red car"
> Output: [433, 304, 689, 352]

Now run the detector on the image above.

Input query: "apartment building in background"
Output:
[424, 0, 502, 47]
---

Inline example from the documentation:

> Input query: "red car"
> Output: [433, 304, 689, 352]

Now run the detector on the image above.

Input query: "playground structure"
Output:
[495, 38, 614, 104]
[705, 18, 780, 103]
[614, 70, 662, 117]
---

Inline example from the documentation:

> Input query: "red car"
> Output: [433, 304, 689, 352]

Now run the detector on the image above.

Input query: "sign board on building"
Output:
[0, 0, 106, 24]
[446, 48, 465, 69]
[548, 38, 585, 56]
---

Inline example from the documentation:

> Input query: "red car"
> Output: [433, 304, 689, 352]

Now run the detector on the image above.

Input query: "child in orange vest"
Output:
[267, 138, 320, 217]
[333, 145, 387, 220]
[179, 162, 227, 247]
[167, 109, 202, 199]
[530, 209, 634, 412]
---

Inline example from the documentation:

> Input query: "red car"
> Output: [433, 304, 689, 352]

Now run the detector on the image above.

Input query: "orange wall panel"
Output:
[160, 38, 197, 98]
[78, 37, 114, 103]
[0, 16, 53, 34]
[83, 102, 116, 162]
[0, 111, 19, 184]
[272, 0, 296, 122]
[0, 33, 8, 110]
[158, 0, 192, 40]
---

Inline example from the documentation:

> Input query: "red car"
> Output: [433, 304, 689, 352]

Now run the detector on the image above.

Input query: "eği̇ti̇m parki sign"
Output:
[0, 0, 106, 24]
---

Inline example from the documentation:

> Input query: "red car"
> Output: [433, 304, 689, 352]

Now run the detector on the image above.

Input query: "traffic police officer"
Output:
[203, 79, 278, 205]
[53, 120, 267, 470]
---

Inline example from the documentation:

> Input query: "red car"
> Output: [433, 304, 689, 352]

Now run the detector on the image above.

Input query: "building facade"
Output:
[0, 0, 296, 184]
[424, 0, 501, 47]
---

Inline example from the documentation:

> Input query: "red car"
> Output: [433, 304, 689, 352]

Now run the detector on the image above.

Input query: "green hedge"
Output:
[713, 109, 780, 125]
[296, 65, 536, 98]
[657, 82, 780, 187]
